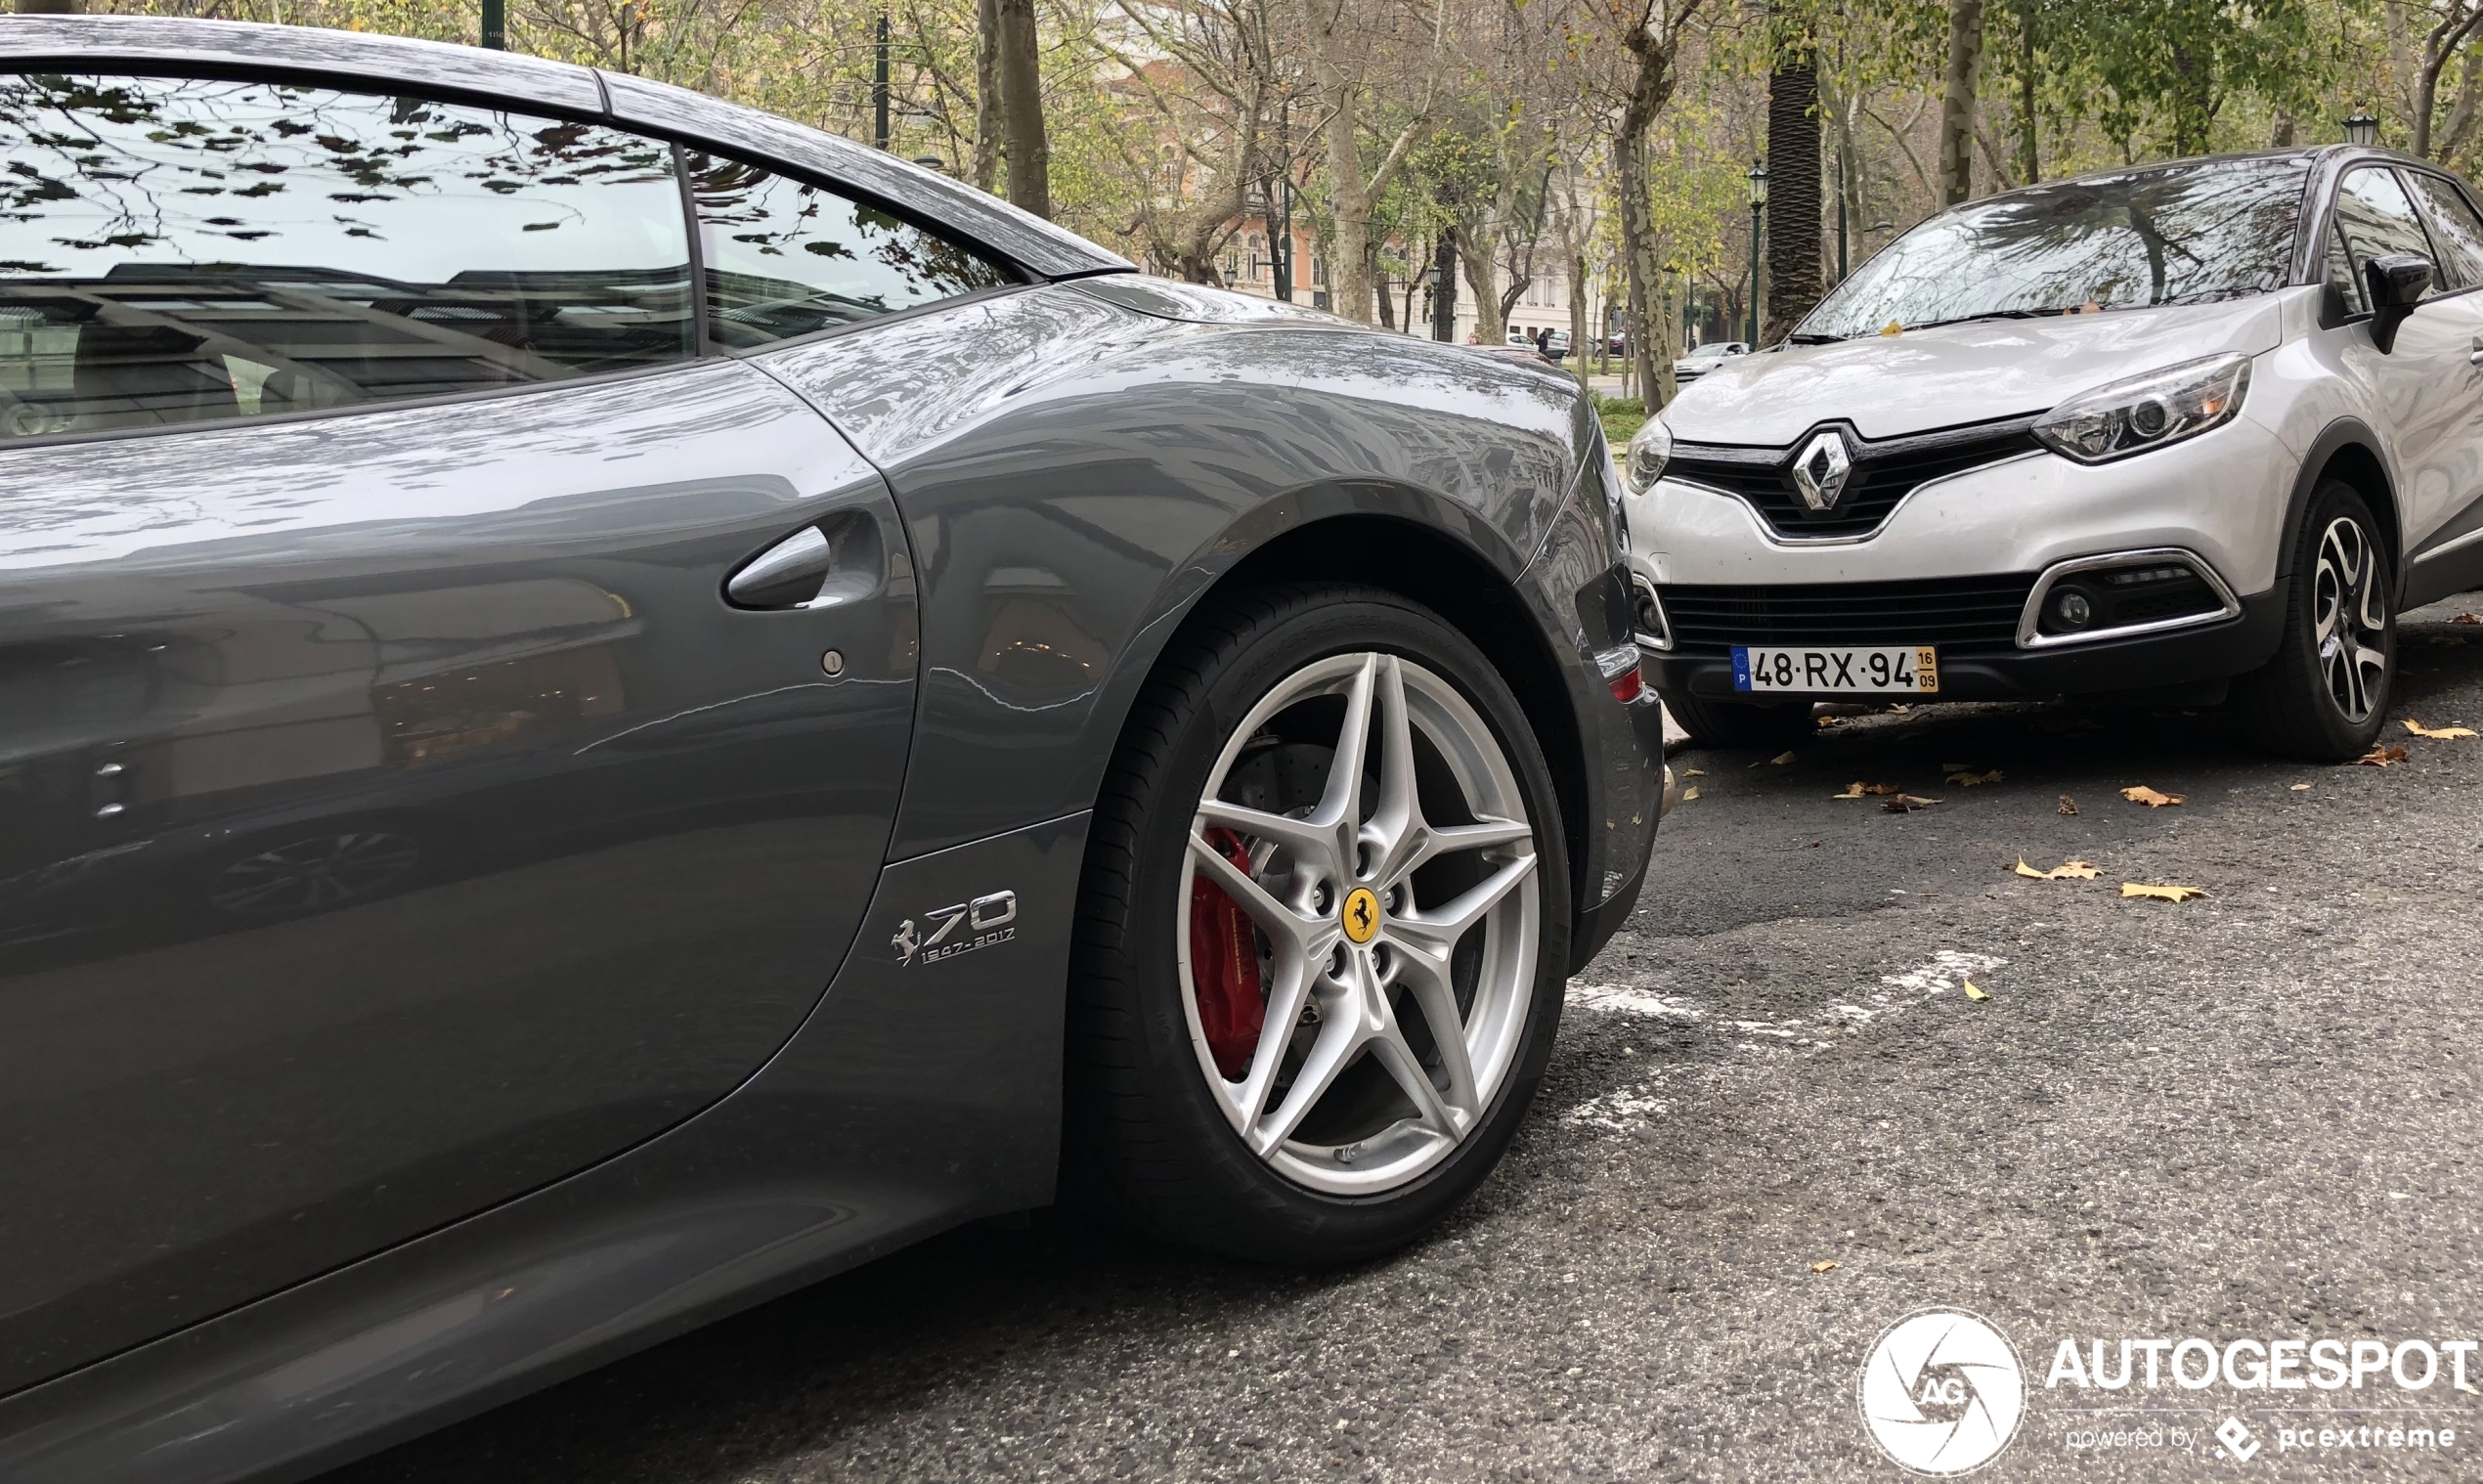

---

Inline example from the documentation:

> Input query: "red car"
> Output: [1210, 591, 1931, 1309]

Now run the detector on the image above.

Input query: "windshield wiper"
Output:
[1898, 307, 2063, 332]
[1785, 332, 1844, 344]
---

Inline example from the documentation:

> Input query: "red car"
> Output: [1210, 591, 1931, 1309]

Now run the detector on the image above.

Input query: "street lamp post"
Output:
[1746, 157, 1767, 348]
[2344, 110, 2380, 148]
[481, 0, 504, 48]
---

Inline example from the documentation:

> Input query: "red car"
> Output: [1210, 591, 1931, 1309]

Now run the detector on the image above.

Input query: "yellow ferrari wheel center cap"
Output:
[1340, 887, 1381, 944]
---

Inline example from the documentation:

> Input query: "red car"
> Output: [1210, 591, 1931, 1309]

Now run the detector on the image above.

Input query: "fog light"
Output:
[2053, 589, 2093, 628]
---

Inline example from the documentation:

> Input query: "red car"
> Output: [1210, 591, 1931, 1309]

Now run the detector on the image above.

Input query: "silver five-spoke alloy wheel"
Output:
[1177, 651, 1538, 1196]
[2312, 514, 2387, 722]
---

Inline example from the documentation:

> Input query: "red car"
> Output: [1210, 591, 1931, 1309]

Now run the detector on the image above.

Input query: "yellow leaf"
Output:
[1946, 768, 2004, 786]
[2120, 882, 2206, 902]
[1769, 751, 1797, 765]
[1680, 787, 1700, 801]
[2406, 720, 2478, 739]
[2014, 858, 2100, 881]
[1880, 320, 1903, 336]
[1834, 782, 1866, 799]
[2058, 795, 2078, 815]
[1681, 768, 1706, 777]
[1881, 794, 1942, 812]
[1962, 979, 1989, 1001]
[2288, 783, 2312, 791]
[1810, 1260, 1840, 1274]
[2359, 745, 2410, 767]
[2121, 785, 2185, 807]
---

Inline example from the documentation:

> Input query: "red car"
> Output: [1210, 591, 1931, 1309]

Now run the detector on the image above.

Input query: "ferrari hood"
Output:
[1659, 294, 2291, 446]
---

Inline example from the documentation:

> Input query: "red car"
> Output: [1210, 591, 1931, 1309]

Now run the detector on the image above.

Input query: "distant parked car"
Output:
[1624, 145, 2483, 761]
[1671, 341, 1749, 383]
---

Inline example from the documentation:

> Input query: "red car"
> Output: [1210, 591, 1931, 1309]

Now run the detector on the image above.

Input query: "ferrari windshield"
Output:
[1798, 155, 2312, 340]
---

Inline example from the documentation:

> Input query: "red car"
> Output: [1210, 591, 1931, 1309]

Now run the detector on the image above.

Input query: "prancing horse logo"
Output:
[1340, 886, 1380, 944]
[1793, 429, 1855, 512]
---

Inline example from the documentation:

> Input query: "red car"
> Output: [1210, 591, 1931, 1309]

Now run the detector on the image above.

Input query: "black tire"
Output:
[2232, 480, 2396, 762]
[1657, 687, 1816, 749]
[1065, 583, 1571, 1265]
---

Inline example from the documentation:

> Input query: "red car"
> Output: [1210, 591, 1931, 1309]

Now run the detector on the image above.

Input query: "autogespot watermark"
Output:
[1859, 1310, 2478, 1474]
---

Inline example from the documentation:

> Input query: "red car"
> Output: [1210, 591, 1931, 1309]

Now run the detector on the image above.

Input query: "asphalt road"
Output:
[322, 594, 2483, 1484]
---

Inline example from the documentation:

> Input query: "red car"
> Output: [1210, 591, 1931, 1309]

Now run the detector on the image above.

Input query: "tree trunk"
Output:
[1938, 0, 1983, 206]
[1299, 0, 1375, 324]
[1613, 67, 1669, 404]
[1431, 234, 1459, 340]
[1458, 222, 1503, 342]
[1569, 249, 1590, 394]
[972, 0, 1002, 192]
[12, 0, 79, 10]
[2014, 0, 2037, 182]
[1375, 273, 1396, 330]
[1763, 45, 1822, 343]
[995, 0, 1049, 218]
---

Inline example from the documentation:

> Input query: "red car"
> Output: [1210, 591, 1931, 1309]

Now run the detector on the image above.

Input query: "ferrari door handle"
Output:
[725, 512, 885, 610]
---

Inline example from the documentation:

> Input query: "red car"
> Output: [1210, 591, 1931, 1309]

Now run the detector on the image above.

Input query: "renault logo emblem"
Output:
[1793, 430, 1855, 512]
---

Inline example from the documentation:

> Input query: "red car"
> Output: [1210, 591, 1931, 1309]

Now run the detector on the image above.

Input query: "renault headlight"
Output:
[1621, 416, 1673, 493]
[2031, 353, 2250, 464]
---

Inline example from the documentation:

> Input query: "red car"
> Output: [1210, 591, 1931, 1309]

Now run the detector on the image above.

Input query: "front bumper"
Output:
[1644, 587, 2285, 701]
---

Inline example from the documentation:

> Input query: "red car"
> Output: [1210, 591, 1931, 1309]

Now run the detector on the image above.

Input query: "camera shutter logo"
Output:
[1857, 1308, 2025, 1475]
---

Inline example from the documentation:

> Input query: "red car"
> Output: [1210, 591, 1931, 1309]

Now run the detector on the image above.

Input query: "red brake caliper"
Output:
[1188, 826, 1267, 1079]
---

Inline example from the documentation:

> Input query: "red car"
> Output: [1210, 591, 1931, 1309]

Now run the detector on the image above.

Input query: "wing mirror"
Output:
[2364, 252, 2433, 354]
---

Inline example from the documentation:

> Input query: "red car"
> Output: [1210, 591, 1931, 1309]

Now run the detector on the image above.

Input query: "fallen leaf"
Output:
[1769, 750, 1797, 765]
[2120, 882, 2206, 902]
[2453, 613, 2481, 625]
[2058, 795, 2078, 815]
[1962, 979, 1990, 1001]
[1832, 781, 1906, 799]
[2358, 745, 2410, 767]
[2406, 720, 2479, 739]
[1833, 782, 1866, 799]
[2288, 782, 2311, 791]
[2014, 858, 2099, 881]
[1880, 319, 1903, 336]
[1680, 768, 1706, 777]
[1810, 1260, 1839, 1275]
[1881, 794, 1942, 812]
[1946, 768, 2004, 786]
[2121, 785, 2185, 807]
[1680, 786, 1700, 801]
[1888, 703, 1912, 714]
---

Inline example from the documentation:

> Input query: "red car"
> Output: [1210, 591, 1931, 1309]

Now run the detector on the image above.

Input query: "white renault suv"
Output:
[1621, 147, 2483, 761]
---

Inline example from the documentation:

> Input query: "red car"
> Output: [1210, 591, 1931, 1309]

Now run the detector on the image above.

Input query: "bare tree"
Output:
[2385, 0, 2483, 159]
[1296, 0, 1449, 323]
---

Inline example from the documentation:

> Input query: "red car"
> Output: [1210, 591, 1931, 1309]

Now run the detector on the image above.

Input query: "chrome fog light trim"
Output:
[2016, 547, 2242, 649]
[1630, 576, 1673, 650]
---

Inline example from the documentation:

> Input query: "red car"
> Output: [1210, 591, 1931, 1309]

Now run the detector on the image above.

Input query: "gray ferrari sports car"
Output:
[0, 18, 1668, 1482]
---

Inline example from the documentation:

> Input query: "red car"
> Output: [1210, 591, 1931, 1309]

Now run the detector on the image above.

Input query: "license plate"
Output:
[1732, 645, 1939, 694]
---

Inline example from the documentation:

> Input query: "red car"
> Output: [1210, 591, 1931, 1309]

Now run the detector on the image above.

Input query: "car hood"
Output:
[1660, 295, 2289, 445]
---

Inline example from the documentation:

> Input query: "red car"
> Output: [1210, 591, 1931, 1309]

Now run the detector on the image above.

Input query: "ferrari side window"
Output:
[0, 74, 694, 441]
[686, 152, 1014, 348]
